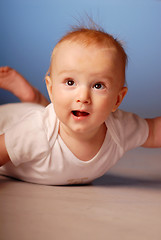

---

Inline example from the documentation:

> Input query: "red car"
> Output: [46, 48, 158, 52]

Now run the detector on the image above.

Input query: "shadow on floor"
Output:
[0, 174, 161, 190]
[93, 173, 161, 190]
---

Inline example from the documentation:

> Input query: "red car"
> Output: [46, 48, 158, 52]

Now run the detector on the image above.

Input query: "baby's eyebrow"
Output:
[57, 69, 114, 82]
[57, 69, 76, 75]
[92, 73, 114, 82]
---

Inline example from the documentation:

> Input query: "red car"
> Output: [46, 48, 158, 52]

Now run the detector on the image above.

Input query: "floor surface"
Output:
[0, 148, 161, 240]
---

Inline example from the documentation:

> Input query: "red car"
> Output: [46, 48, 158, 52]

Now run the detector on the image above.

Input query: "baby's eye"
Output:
[65, 79, 75, 86]
[93, 83, 105, 90]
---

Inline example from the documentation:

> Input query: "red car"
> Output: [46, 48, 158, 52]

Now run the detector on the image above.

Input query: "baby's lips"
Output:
[72, 111, 89, 117]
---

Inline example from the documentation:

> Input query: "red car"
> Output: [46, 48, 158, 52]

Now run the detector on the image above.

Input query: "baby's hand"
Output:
[0, 66, 13, 78]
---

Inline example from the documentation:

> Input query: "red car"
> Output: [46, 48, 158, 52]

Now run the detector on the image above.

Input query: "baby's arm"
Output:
[0, 134, 10, 166]
[142, 117, 161, 148]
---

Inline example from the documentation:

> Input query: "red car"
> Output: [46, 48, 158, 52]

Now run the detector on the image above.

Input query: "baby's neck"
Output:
[59, 123, 107, 161]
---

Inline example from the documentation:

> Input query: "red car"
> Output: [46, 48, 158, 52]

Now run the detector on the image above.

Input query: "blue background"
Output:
[0, 0, 161, 118]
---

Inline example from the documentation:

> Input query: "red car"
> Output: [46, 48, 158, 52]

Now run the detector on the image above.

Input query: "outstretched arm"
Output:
[0, 66, 49, 106]
[0, 134, 10, 166]
[142, 117, 161, 148]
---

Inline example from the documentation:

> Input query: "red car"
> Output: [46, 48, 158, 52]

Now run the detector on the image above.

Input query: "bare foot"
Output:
[0, 66, 49, 106]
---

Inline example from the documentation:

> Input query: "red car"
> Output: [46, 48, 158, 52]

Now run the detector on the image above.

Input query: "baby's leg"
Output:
[0, 66, 49, 106]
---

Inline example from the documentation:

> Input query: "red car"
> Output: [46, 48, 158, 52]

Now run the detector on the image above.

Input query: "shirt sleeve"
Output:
[110, 110, 149, 152]
[4, 111, 50, 167]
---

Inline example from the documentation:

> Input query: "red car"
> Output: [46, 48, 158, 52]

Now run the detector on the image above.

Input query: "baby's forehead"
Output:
[51, 41, 125, 79]
[52, 40, 120, 61]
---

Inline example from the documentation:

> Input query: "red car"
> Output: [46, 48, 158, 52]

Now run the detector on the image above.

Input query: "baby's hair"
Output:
[48, 20, 128, 84]
[57, 28, 127, 66]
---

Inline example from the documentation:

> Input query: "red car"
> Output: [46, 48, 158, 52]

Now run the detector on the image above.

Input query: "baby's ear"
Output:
[45, 76, 53, 102]
[112, 87, 128, 112]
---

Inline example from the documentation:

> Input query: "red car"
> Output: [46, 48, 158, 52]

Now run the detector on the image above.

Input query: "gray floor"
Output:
[0, 148, 161, 240]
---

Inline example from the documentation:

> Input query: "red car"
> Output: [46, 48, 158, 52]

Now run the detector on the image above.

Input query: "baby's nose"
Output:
[76, 87, 91, 104]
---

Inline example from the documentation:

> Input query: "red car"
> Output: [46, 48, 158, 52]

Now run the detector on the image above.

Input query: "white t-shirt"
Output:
[0, 103, 149, 185]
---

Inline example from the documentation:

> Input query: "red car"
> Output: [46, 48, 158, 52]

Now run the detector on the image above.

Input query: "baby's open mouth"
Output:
[72, 111, 89, 117]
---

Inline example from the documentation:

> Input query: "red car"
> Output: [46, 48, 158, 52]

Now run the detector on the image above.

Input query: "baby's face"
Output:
[47, 41, 127, 135]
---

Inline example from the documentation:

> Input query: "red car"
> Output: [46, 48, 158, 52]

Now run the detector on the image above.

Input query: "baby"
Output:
[0, 26, 161, 185]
